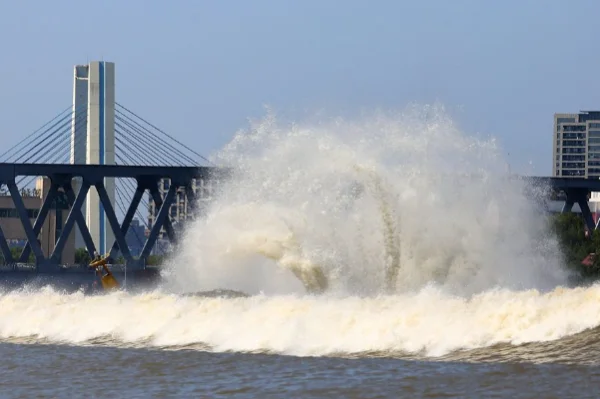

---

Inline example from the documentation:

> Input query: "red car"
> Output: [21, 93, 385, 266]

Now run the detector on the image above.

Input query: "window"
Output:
[562, 140, 585, 146]
[564, 125, 586, 132]
[590, 123, 600, 129]
[562, 162, 585, 169]
[557, 118, 576, 124]
[0, 208, 39, 218]
[563, 133, 586, 139]
[563, 147, 585, 154]
[562, 169, 585, 176]
[563, 155, 585, 161]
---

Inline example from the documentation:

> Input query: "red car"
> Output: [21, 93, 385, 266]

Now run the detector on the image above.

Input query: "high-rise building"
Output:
[553, 111, 600, 178]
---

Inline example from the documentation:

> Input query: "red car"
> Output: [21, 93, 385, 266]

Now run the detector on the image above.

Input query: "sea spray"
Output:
[164, 104, 567, 296]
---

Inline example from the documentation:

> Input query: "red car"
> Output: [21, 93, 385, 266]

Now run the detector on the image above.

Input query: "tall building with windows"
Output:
[553, 111, 600, 178]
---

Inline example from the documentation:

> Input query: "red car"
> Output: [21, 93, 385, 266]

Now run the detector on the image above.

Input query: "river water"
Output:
[2, 106, 598, 397]
[3, 342, 600, 398]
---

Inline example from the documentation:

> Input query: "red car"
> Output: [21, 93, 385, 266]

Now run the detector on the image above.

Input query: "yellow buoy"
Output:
[100, 273, 120, 290]
[89, 255, 120, 292]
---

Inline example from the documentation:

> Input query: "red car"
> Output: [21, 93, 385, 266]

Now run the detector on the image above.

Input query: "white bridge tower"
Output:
[70, 61, 116, 255]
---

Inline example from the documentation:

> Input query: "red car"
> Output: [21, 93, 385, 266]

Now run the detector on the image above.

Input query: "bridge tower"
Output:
[70, 61, 116, 255]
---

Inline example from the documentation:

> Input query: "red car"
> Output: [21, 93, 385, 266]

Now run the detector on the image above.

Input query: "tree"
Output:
[0, 246, 35, 264]
[146, 255, 164, 266]
[549, 213, 600, 278]
[74, 248, 91, 265]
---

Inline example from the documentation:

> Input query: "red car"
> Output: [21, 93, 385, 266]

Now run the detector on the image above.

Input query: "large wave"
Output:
[163, 104, 567, 296]
[0, 285, 599, 359]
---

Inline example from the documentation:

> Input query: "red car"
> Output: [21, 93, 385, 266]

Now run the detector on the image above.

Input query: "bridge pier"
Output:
[523, 176, 600, 234]
[562, 188, 596, 233]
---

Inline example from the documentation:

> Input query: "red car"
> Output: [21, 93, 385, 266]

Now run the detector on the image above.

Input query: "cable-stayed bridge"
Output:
[0, 61, 222, 273]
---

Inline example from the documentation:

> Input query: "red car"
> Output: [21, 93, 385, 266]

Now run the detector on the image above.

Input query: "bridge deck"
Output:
[523, 176, 600, 191]
[0, 163, 224, 181]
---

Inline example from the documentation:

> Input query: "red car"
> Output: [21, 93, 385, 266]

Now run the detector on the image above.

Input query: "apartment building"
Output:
[553, 111, 600, 178]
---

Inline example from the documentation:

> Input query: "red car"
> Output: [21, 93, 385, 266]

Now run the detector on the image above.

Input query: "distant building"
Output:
[553, 111, 600, 178]
[552, 111, 600, 226]
[152, 238, 172, 256]
[125, 219, 145, 257]
[147, 178, 214, 239]
[0, 178, 75, 264]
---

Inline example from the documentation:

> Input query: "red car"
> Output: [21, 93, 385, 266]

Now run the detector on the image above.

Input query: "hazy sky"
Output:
[1, 0, 599, 175]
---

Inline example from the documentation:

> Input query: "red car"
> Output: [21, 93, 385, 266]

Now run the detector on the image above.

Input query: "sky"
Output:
[1, 0, 599, 175]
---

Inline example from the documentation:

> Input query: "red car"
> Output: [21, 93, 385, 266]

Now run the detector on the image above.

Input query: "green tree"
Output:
[146, 255, 164, 266]
[549, 213, 600, 278]
[0, 246, 35, 264]
[75, 248, 92, 265]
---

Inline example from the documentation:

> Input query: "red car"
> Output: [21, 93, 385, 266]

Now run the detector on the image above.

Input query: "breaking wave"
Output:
[1, 285, 600, 360]
[1, 104, 591, 361]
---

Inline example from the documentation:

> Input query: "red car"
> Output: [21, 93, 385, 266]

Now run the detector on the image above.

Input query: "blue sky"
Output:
[1, 0, 599, 175]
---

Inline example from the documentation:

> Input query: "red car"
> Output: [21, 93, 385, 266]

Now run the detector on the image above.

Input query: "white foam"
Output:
[0, 285, 599, 357]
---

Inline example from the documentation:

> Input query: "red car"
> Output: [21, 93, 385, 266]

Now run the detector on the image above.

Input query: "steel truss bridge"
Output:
[0, 163, 225, 272]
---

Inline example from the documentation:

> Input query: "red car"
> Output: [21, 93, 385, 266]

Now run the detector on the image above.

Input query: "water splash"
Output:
[164, 104, 567, 296]
[352, 165, 401, 293]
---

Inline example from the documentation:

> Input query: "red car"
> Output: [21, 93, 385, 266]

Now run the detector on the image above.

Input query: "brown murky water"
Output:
[2, 341, 600, 398]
